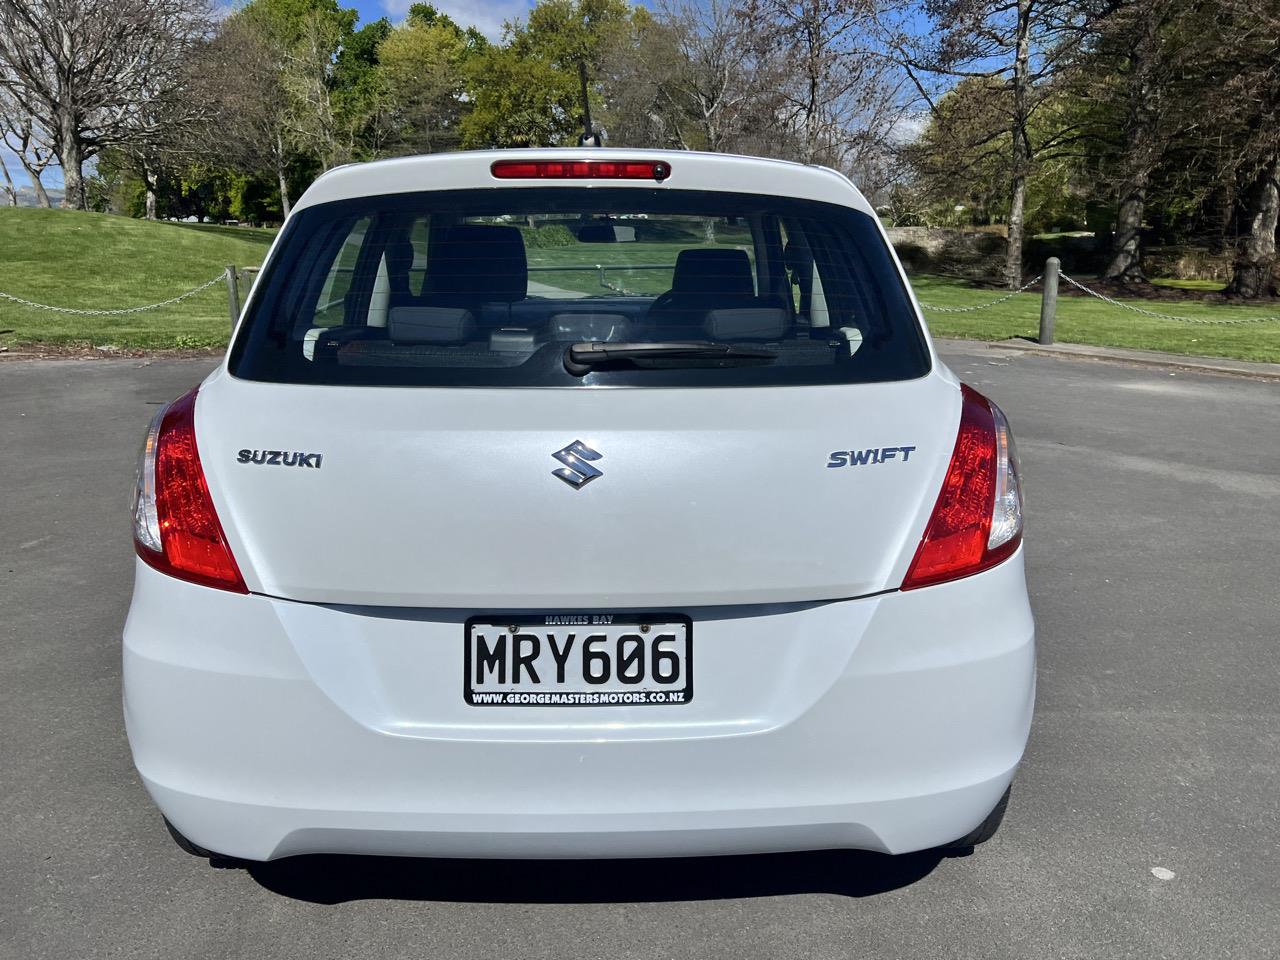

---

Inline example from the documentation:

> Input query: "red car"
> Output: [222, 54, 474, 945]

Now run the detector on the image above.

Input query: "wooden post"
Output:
[225, 264, 240, 330]
[1039, 256, 1060, 345]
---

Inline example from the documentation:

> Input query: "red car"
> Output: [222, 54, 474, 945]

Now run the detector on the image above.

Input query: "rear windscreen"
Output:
[229, 188, 930, 387]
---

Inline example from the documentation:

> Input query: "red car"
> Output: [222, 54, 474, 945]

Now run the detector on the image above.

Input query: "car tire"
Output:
[945, 786, 1011, 852]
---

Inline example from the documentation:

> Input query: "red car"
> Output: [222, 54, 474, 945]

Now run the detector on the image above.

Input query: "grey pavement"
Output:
[961, 337, 1280, 382]
[1, 346, 1277, 960]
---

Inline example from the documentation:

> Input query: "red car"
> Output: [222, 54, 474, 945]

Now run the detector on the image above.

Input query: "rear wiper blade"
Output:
[564, 340, 777, 376]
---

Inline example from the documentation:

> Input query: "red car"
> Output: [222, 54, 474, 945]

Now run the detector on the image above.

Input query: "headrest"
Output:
[430, 224, 527, 302]
[703, 307, 787, 341]
[671, 248, 754, 299]
[388, 306, 476, 343]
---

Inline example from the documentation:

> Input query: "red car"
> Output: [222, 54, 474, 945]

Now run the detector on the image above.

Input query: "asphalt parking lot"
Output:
[2, 344, 1277, 960]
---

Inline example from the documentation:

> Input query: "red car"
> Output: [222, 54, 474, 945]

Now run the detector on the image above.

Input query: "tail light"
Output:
[132, 388, 247, 593]
[901, 384, 1023, 590]
[490, 159, 670, 181]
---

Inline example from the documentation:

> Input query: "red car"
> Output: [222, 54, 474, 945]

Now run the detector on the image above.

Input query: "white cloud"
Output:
[379, 0, 533, 40]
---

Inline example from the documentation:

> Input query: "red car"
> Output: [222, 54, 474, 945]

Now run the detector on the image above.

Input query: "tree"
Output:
[375, 11, 473, 154]
[463, 0, 631, 148]
[0, 151, 14, 206]
[279, 10, 350, 170]
[746, 0, 910, 201]
[0, 0, 211, 210]
[654, 0, 784, 154]
[189, 14, 298, 215]
[1071, 0, 1209, 283]
[891, 0, 1093, 287]
[0, 97, 56, 208]
[907, 81, 1090, 230]
[597, 6, 685, 147]
[1213, 0, 1280, 298]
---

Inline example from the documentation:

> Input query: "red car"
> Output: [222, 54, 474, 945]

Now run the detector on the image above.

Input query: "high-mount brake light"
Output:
[901, 384, 1023, 590]
[132, 387, 247, 593]
[490, 159, 671, 181]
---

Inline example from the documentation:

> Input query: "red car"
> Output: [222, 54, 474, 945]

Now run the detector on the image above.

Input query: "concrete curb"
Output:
[941, 337, 1280, 382]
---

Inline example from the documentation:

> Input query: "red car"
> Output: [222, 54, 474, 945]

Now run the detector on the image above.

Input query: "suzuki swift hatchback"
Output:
[125, 149, 1034, 863]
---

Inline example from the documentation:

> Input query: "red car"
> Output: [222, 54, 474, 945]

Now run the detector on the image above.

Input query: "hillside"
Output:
[0, 208, 274, 350]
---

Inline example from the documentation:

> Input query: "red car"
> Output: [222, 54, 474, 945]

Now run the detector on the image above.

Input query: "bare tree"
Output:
[0, 99, 56, 207]
[188, 17, 296, 216]
[746, 0, 912, 203]
[0, 150, 15, 206]
[662, 0, 785, 154]
[0, 0, 210, 210]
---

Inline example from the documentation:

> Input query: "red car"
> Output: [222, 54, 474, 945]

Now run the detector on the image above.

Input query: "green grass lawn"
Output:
[912, 275, 1280, 364]
[0, 208, 274, 350]
[526, 240, 744, 296]
[3, 207, 1279, 362]
[1150, 277, 1227, 292]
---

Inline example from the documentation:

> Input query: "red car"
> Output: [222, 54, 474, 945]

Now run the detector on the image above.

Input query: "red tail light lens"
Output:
[901, 384, 1023, 590]
[132, 388, 247, 593]
[490, 159, 670, 181]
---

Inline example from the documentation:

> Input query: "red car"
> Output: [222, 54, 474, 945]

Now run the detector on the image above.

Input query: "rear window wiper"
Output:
[564, 341, 778, 376]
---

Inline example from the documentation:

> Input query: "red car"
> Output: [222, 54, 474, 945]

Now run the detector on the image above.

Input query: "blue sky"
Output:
[353, 0, 535, 40]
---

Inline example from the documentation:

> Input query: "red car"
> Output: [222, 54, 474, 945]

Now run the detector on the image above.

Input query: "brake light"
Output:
[901, 384, 1022, 590]
[490, 159, 670, 181]
[132, 388, 247, 593]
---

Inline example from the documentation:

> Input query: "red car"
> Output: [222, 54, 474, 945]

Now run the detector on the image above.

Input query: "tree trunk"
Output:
[56, 114, 87, 211]
[143, 164, 159, 221]
[275, 133, 292, 219]
[15, 155, 51, 207]
[1102, 27, 1158, 284]
[1103, 176, 1148, 282]
[1005, 0, 1033, 289]
[1226, 157, 1279, 299]
[29, 173, 51, 208]
[0, 154, 16, 206]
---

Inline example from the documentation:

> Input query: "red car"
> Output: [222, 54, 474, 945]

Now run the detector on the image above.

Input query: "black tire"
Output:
[945, 786, 1011, 851]
[164, 817, 217, 859]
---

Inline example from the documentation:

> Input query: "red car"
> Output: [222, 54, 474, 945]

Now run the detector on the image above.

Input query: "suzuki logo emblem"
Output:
[552, 440, 603, 489]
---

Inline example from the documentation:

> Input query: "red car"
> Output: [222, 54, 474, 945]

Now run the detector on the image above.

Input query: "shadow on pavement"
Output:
[245, 849, 944, 905]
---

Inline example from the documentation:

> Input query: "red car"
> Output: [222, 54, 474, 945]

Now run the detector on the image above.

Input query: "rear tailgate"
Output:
[196, 372, 958, 607]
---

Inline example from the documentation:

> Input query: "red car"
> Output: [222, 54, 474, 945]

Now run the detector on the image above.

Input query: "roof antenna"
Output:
[577, 60, 603, 147]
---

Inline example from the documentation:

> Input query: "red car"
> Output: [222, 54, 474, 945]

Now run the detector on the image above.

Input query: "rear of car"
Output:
[123, 150, 1034, 862]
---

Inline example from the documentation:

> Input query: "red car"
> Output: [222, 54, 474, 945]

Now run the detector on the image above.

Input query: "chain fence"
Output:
[0, 274, 226, 317]
[1058, 272, 1280, 325]
[917, 270, 1280, 325]
[917, 275, 1043, 313]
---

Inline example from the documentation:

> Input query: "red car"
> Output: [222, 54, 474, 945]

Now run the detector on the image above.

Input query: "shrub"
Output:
[519, 224, 576, 248]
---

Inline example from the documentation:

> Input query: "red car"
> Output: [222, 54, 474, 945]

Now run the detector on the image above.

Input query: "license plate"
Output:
[464, 614, 693, 707]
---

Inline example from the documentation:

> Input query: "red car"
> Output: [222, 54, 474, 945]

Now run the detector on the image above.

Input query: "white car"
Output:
[125, 149, 1034, 863]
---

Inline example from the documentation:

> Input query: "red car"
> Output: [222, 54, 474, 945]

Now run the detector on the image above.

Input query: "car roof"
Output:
[293, 148, 875, 216]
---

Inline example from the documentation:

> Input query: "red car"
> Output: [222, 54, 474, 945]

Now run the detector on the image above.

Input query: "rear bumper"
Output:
[123, 553, 1035, 861]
